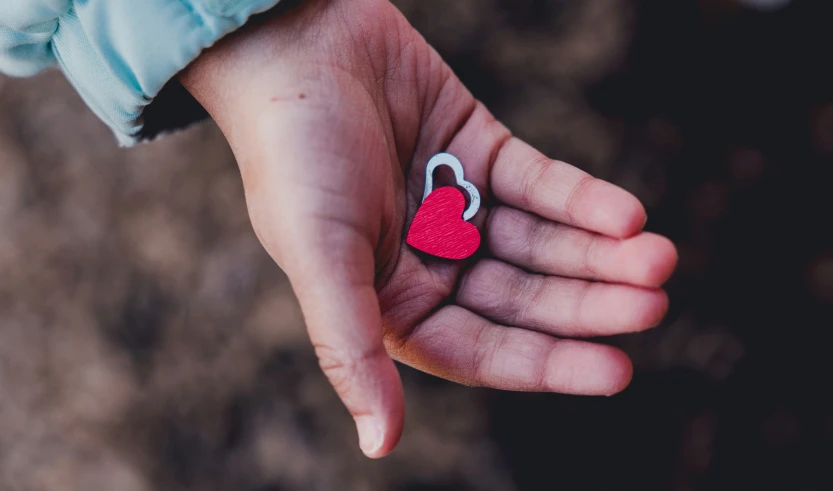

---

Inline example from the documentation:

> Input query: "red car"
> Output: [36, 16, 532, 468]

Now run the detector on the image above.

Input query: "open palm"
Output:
[181, 0, 677, 458]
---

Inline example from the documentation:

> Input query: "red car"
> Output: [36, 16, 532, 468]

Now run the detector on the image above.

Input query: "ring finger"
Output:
[456, 259, 669, 338]
[486, 206, 678, 288]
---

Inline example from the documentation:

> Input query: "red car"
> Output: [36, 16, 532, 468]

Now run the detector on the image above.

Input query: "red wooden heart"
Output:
[406, 187, 481, 260]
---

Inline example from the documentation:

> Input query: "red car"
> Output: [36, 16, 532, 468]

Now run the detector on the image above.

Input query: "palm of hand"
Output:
[182, 0, 677, 458]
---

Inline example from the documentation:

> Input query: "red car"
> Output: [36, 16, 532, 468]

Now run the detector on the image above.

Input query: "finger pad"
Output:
[586, 183, 646, 238]
[620, 233, 679, 287]
[582, 285, 668, 334]
[632, 289, 670, 330]
[546, 342, 633, 395]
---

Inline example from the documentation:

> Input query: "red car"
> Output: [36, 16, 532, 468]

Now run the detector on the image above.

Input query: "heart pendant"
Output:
[406, 153, 481, 260]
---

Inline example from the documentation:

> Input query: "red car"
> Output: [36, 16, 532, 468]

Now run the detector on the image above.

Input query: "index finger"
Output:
[490, 138, 646, 238]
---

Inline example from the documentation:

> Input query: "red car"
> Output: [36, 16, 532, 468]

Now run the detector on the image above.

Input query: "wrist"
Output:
[178, 0, 342, 127]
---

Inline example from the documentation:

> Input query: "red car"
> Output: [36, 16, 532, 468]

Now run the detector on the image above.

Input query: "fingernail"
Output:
[356, 416, 383, 456]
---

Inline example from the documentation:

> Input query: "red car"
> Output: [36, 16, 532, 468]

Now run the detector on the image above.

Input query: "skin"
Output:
[179, 0, 678, 458]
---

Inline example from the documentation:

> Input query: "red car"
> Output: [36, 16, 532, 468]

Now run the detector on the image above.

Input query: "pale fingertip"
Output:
[604, 347, 634, 395]
[643, 235, 679, 287]
[545, 342, 633, 395]
[355, 392, 404, 459]
[357, 415, 404, 459]
[580, 284, 669, 335]
[356, 416, 385, 457]
[613, 192, 648, 239]
[629, 289, 670, 332]
[649, 234, 680, 286]
[619, 233, 679, 287]
[585, 181, 647, 238]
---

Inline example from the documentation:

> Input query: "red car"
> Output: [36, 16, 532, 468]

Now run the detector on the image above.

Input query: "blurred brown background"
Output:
[2, 0, 833, 489]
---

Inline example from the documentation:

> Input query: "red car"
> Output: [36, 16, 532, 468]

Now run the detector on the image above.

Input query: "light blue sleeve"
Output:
[0, 0, 283, 145]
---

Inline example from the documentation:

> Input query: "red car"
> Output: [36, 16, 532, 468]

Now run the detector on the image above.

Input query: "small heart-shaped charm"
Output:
[406, 187, 481, 260]
[406, 153, 481, 260]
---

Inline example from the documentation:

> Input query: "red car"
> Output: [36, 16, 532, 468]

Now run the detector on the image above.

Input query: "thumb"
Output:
[285, 236, 404, 458]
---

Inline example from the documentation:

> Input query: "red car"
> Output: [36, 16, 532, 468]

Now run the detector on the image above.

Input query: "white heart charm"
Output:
[422, 153, 481, 221]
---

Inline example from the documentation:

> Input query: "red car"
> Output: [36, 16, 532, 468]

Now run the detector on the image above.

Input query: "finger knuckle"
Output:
[518, 155, 551, 210]
[582, 234, 602, 278]
[565, 174, 595, 224]
[571, 281, 594, 332]
[486, 208, 527, 259]
[457, 262, 514, 320]
[526, 215, 554, 266]
[313, 342, 384, 396]
[471, 327, 505, 387]
[314, 343, 360, 394]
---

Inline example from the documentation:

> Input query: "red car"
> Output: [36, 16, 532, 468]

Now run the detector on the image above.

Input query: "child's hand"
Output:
[181, 0, 677, 458]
